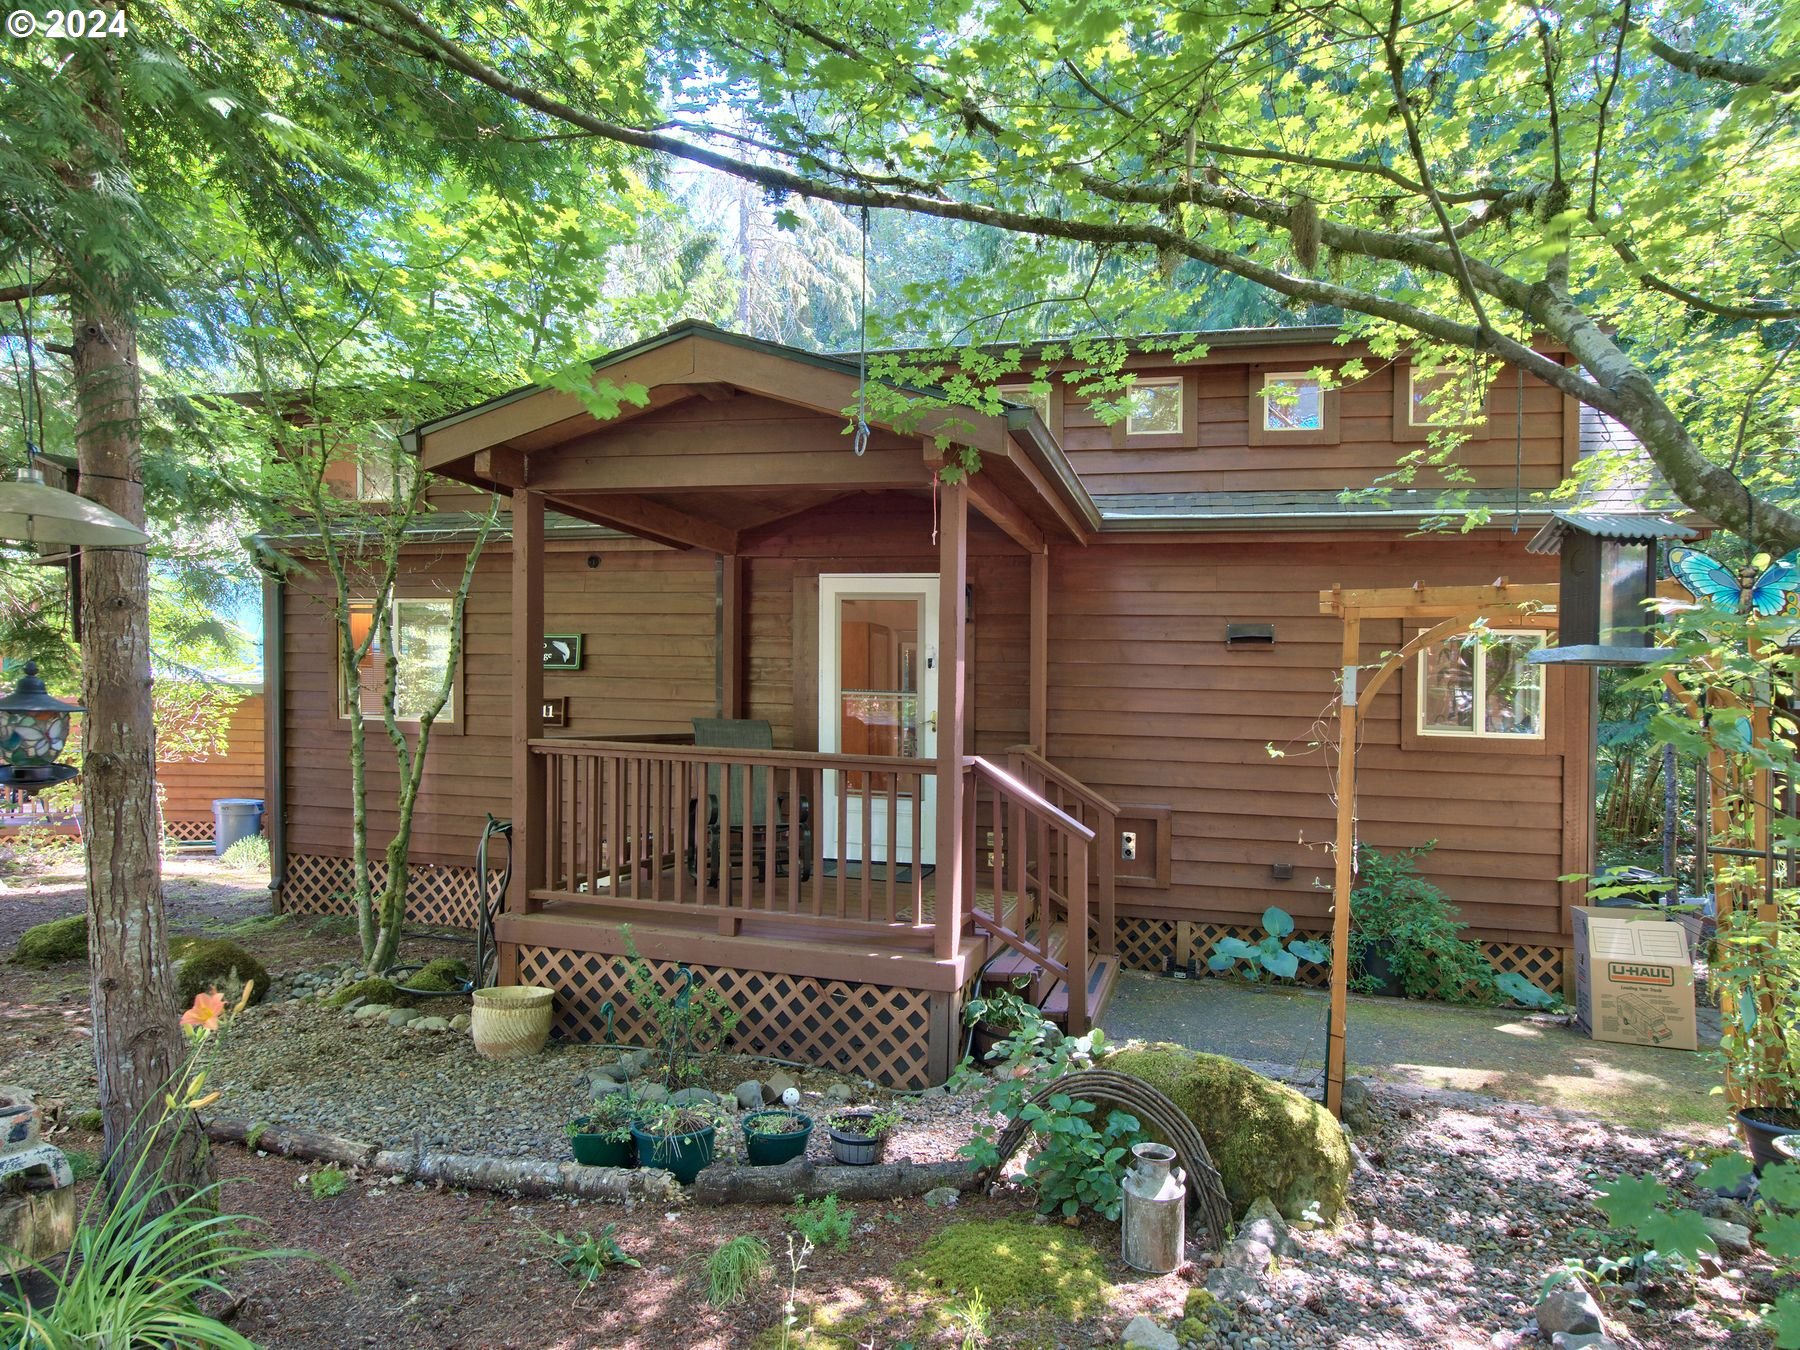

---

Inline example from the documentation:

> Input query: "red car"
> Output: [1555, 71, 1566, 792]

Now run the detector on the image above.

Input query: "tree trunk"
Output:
[689, 1157, 981, 1205]
[65, 17, 211, 1202]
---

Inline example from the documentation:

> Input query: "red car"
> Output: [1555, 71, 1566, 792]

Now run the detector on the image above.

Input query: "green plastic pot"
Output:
[568, 1118, 636, 1169]
[631, 1122, 718, 1184]
[742, 1110, 812, 1166]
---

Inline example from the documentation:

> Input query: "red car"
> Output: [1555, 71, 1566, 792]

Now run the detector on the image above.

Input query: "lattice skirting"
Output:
[279, 852, 503, 929]
[1099, 913, 1565, 995]
[513, 944, 945, 1089]
[163, 818, 215, 842]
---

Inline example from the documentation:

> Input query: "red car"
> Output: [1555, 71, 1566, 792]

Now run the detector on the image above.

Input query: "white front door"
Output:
[819, 574, 939, 866]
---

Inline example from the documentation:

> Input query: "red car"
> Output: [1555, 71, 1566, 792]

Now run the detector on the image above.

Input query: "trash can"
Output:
[211, 798, 264, 856]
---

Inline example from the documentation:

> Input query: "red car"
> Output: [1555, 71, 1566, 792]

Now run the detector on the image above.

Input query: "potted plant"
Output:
[567, 1092, 640, 1169]
[966, 984, 1034, 1065]
[826, 1108, 901, 1166]
[630, 1102, 723, 1184]
[741, 1109, 812, 1166]
[1713, 906, 1800, 1170]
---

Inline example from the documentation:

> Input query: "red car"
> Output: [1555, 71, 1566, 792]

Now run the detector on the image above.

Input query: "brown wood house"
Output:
[260, 321, 1615, 1087]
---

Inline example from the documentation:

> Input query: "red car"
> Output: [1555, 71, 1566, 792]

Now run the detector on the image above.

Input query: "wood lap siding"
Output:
[157, 693, 266, 823]
[1046, 537, 1583, 945]
[281, 547, 716, 868]
[1060, 358, 1569, 497]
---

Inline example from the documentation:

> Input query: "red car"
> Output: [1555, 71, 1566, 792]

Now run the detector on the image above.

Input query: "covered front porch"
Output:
[413, 322, 1119, 1084]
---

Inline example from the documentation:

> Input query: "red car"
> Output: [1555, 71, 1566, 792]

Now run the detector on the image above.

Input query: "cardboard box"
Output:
[1571, 906, 1698, 1051]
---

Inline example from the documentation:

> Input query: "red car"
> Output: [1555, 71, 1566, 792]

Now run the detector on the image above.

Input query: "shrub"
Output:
[705, 1234, 770, 1306]
[219, 835, 270, 873]
[1350, 843, 1497, 1003]
[308, 1166, 348, 1199]
[173, 940, 270, 1008]
[548, 1225, 640, 1288]
[324, 976, 410, 1008]
[1207, 905, 1328, 982]
[11, 914, 87, 966]
[789, 1194, 854, 1251]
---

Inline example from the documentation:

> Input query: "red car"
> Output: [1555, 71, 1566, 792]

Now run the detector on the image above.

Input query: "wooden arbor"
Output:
[1318, 581, 1561, 1116]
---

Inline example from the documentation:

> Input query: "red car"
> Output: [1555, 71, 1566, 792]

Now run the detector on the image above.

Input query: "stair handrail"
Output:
[965, 755, 1093, 1032]
[1004, 745, 1117, 959]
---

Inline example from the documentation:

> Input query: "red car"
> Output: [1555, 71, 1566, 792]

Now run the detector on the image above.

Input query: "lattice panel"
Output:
[163, 819, 215, 842]
[514, 945, 937, 1089]
[280, 852, 501, 930]
[1113, 915, 1176, 973]
[1485, 943, 1564, 995]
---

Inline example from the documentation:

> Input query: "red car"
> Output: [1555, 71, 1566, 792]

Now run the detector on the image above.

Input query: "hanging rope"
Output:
[852, 205, 871, 458]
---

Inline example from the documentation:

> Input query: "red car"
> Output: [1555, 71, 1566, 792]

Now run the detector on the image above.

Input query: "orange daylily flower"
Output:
[181, 989, 226, 1035]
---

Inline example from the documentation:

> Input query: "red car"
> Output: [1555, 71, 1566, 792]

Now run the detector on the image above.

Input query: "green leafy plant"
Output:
[1207, 905, 1329, 982]
[789, 1194, 855, 1251]
[745, 1111, 809, 1136]
[704, 1234, 771, 1306]
[308, 1165, 349, 1199]
[825, 1108, 901, 1139]
[620, 930, 740, 1086]
[548, 1224, 641, 1289]
[634, 1101, 725, 1140]
[1698, 1153, 1800, 1347]
[1712, 899, 1800, 1117]
[1589, 1173, 1717, 1264]
[219, 834, 270, 872]
[955, 993, 1140, 1220]
[568, 1091, 639, 1144]
[947, 1288, 990, 1349]
[1349, 844, 1498, 1003]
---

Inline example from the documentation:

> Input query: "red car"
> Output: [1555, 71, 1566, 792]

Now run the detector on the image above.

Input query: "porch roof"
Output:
[411, 321, 1099, 553]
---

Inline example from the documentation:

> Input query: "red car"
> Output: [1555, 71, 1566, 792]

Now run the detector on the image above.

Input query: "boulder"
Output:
[449, 1014, 471, 1031]
[10, 915, 87, 967]
[636, 1083, 669, 1105]
[1535, 1280, 1604, 1337]
[1340, 1076, 1378, 1135]
[173, 940, 270, 1007]
[1238, 1195, 1296, 1257]
[589, 1076, 624, 1099]
[824, 1083, 856, 1105]
[1701, 1216, 1751, 1255]
[1551, 1336, 1621, 1350]
[1107, 1042, 1351, 1221]
[353, 1003, 392, 1020]
[923, 1186, 960, 1208]
[1118, 1314, 1178, 1350]
[763, 1070, 799, 1103]
[734, 1080, 765, 1111]
[411, 1016, 450, 1033]
[670, 1087, 721, 1108]
[386, 1008, 421, 1027]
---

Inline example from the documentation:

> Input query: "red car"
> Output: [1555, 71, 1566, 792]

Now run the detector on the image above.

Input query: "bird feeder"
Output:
[0, 662, 83, 792]
[1526, 513, 1695, 667]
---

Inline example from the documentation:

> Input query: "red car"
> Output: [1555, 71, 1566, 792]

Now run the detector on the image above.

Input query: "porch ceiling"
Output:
[412, 321, 1098, 553]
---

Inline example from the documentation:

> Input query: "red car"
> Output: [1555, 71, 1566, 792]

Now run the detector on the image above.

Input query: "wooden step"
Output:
[1040, 954, 1121, 1029]
[978, 922, 1066, 988]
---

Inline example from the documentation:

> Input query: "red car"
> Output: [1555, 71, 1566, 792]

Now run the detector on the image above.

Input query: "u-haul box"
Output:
[1571, 906, 1698, 1051]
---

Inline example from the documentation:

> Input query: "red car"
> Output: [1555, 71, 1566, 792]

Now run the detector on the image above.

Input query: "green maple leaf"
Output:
[1759, 1213, 1800, 1261]
[1762, 1161, 1800, 1212]
[1594, 1174, 1669, 1230]
[1639, 1208, 1717, 1262]
[1695, 1153, 1755, 1193]
[1769, 1289, 1800, 1350]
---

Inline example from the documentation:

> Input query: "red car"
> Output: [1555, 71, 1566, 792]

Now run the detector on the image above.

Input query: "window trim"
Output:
[1394, 361, 1488, 439]
[338, 594, 464, 732]
[1410, 627, 1549, 747]
[1246, 366, 1338, 445]
[354, 459, 394, 503]
[1123, 376, 1185, 438]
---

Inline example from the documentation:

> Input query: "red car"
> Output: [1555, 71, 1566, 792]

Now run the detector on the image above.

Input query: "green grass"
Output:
[704, 1234, 770, 1307]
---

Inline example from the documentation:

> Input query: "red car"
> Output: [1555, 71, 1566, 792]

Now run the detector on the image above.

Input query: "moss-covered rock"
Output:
[1107, 1041, 1350, 1222]
[402, 957, 470, 993]
[324, 976, 412, 1008]
[907, 1220, 1111, 1319]
[11, 914, 87, 966]
[173, 939, 270, 1008]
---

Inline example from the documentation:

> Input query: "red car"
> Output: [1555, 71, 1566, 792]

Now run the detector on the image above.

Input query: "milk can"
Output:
[1121, 1141, 1186, 1273]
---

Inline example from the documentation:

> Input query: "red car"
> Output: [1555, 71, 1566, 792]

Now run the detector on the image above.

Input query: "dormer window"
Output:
[1248, 367, 1338, 445]
[1125, 377, 1184, 437]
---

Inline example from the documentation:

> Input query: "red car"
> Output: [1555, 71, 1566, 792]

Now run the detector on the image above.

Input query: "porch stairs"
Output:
[978, 922, 1121, 1031]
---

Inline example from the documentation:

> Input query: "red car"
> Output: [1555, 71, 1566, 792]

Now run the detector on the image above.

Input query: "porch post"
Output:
[510, 488, 546, 919]
[720, 553, 744, 718]
[935, 479, 969, 960]
[1029, 548, 1049, 752]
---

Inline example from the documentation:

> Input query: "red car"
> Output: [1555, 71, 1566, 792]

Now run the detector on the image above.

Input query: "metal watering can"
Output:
[1121, 1141, 1185, 1273]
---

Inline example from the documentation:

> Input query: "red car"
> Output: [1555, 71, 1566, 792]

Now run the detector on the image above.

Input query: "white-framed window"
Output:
[997, 382, 1053, 427]
[1417, 630, 1547, 740]
[1125, 377, 1183, 436]
[354, 457, 396, 502]
[340, 596, 458, 723]
[1408, 366, 1485, 428]
[1260, 373, 1325, 433]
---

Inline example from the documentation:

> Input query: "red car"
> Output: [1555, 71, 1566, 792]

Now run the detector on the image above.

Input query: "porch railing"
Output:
[529, 739, 936, 940]
[964, 755, 1096, 1033]
[1005, 745, 1118, 957]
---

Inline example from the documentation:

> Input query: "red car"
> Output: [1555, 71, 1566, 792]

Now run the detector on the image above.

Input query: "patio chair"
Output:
[688, 718, 812, 885]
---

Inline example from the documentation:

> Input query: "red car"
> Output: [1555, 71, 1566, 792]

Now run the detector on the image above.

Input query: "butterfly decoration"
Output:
[1667, 547, 1800, 622]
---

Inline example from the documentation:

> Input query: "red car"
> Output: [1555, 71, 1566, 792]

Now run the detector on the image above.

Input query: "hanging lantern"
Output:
[1526, 513, 1696, 667]
[0, 662, 83, 791]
